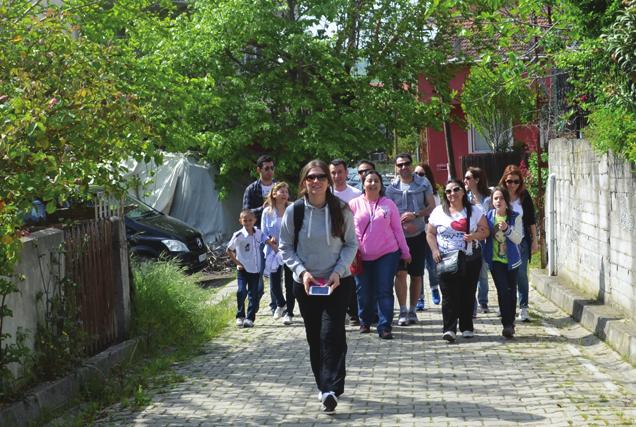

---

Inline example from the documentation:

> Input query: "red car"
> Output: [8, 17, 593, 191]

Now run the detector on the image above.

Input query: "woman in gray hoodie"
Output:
[279, 159, 358, 414]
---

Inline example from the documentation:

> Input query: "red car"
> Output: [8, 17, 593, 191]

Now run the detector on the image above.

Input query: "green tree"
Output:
[461, 61, 534, 152]
[0, 2, 156, 390]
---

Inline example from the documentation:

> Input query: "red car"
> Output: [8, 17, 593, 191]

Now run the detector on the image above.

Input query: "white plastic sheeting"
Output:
[124, 153, 245, 244]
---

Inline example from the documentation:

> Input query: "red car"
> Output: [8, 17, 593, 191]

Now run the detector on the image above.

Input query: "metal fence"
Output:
[63, 219, 120, 355]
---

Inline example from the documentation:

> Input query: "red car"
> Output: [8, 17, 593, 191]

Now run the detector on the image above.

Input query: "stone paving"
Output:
[93, 279, 636, 426]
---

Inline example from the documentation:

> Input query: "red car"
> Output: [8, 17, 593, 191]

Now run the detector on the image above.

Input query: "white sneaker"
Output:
[283, 314, 292, 325]
[236, 318, 244, 327]
[243, 319, 254, 328]
[518, 307, 530, 322]
[443, 331, 456, 342]
[273, 306, 285, 320]
[462, 330, 475, 338]
[397, 313, 408, 326]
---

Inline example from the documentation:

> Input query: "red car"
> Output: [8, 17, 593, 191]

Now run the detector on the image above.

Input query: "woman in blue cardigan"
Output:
[483, 186, 523, 339]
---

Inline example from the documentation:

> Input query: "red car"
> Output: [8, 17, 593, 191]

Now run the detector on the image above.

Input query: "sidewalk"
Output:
[92, 277, 636, 426]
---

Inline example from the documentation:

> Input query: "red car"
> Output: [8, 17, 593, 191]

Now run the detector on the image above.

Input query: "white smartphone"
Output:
[308, 285, 332, 296]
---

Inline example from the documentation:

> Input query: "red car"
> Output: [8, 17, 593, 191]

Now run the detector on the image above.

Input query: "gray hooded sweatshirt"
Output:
[279, 197, 358, 283]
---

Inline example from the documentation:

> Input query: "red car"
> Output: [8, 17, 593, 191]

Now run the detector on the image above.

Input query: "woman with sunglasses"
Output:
[349, 170, 411, 339]
[279, 160, 358, 414]
[426, 179, 490, 342]
[464, 166, 492, 316]
[499, 165, 538, 322]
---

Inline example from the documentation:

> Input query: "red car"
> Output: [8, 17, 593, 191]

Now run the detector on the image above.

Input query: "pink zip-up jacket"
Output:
[348, 195, 411, 262]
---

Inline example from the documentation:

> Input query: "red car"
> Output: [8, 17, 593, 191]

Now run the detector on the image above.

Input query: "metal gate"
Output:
[64, 219, 118, 355]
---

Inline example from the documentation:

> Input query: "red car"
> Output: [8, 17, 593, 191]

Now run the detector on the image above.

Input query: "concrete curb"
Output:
[0, 338, 140, 427]
[531, 269, 636, 365]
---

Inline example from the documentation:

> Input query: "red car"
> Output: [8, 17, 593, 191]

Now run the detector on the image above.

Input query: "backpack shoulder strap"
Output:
[293, 199, 304, 251]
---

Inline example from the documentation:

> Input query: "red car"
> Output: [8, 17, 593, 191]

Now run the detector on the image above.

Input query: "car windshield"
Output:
[125, 196, 160, 219]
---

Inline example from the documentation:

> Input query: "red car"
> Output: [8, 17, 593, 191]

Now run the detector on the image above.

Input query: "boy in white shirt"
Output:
[227, 209, 266, 328]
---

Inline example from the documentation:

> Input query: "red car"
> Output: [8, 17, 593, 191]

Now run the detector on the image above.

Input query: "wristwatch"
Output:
[412, 211, 419, 218]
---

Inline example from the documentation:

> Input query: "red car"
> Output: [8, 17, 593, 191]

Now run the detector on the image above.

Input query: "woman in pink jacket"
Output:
[349, 170, 411, 339]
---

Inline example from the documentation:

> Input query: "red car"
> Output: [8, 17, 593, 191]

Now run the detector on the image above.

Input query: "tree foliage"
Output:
[461, 61, 534, 152]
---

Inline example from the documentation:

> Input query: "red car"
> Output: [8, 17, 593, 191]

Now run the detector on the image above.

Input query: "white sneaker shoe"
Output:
[462, 330, 475, 338]
[443, 331, 456, 341]
[397, 313, 408, 326]
[283, 314, 292, 325]
[519, 307, 530, 322]
[273, 306, 285, 320]
[243, 319, 254, 328]
[236, 318, 244, 327]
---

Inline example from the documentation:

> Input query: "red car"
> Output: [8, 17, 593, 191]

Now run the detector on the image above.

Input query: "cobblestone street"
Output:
[95, 280, 636, 426]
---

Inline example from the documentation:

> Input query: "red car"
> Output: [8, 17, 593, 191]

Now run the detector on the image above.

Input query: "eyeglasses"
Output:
[445, 186, 462, 195]
[261, 166, 274, 172]
[416, 172, 426, 177]
[464, 176, 473, 180]
[306, 174, 328, 182]
[358, 169, 372, 175]
[396, 161, 412, 169]
[505, 179, 520, 185]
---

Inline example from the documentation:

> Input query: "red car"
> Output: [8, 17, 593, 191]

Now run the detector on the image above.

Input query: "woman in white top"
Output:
[464, 166, 492, 315]
[427, 178, 489, 342]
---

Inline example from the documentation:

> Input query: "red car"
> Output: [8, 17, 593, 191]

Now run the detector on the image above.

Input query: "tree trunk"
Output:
[444, 120, 456, 179]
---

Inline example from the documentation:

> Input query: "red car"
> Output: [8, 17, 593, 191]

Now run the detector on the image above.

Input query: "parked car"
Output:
[125, 196, 208, 273]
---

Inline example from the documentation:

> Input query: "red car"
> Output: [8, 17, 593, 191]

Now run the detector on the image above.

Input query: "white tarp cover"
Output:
[124, 153, 244, 244]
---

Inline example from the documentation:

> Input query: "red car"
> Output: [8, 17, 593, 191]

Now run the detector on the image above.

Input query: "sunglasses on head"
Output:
[505, 179, 520, 185]
[306, 174, 328, 182]
[396, 161, 411, 168]
[445, 186, 462, 195]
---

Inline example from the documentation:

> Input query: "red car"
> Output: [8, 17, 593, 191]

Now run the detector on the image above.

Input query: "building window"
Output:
[468, 126, 493, 153]
[468, 124, 513, 153]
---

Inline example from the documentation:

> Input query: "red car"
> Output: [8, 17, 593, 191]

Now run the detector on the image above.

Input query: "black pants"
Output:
[294, 277, 353, 396]
[490, 262, 518, 328]
[438, 255, 482, 333]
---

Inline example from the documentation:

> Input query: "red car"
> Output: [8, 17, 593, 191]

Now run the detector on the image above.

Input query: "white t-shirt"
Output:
[227, 227, 265, 273]
[261, 183, 273, 198]
[333, 184, 362, 203]
[428, 205, 484, 254]
[510, 199, 525, 238]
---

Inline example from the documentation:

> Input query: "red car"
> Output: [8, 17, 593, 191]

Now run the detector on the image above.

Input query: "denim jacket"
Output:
[483, 209, 523, 271]
[385, 174, 432, 237]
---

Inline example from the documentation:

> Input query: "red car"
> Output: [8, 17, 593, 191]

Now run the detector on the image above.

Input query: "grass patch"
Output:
[44, 260, 233, 426]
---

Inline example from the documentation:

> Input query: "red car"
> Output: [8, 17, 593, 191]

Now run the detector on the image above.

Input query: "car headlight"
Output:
[161, 239, 189, 252]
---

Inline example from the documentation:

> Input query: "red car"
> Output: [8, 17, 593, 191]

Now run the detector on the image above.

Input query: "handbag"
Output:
[436, 250, 464, 276]
[350, 198, 380, 275]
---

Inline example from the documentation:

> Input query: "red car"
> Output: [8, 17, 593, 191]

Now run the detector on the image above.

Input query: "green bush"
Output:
[131, 261, 231, 349]
[586, 106, 636, 163]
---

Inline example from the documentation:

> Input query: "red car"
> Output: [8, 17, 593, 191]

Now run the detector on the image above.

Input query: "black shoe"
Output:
[321, 393, 338, 413]
[349, 318, 360, 326]
[502, 326, 515, 339]
[379, 330, 393, 340]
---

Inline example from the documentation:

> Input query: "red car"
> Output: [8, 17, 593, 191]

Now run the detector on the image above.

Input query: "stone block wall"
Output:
[549, 138, 636, 320]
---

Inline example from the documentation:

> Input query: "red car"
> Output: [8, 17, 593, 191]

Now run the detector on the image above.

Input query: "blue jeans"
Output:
[490, 262, 518, 328]
[355, 250, 400, 335]
[517, 237, 530, 308]
[424, 238, 439, 289]
[237, 270, 261, 321]
[476, 259, 490, 306]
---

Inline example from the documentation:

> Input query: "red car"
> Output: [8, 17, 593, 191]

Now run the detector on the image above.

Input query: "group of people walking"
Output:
[228, 154, 537, 413]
